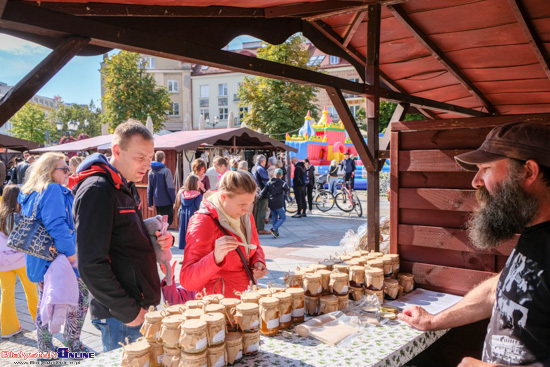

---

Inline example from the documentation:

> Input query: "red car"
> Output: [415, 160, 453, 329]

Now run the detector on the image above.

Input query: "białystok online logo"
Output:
[2, 348, 95, 360]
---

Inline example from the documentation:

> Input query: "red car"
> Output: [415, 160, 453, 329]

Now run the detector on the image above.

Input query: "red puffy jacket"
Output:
[180, 199, 266, 298]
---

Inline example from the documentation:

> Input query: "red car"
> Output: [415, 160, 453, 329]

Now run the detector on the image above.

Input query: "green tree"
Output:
[238, 34, 319, 136]
[101, 51, 171, 132]
[355, 101, 425, 132]
[9, 103, 52, 143]
[50, 100, 103, 143]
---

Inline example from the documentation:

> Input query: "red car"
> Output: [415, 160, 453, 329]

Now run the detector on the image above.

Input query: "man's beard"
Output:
[467, 170, 539, 250]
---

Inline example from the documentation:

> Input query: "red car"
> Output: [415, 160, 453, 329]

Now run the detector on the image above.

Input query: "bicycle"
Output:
[334, 178, 363, 217]
[285, 189, 298, 214]
[313, 174, 335, 212]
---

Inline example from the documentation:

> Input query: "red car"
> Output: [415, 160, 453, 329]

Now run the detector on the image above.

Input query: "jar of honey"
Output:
[304, 295, 320, 316]
[163, 304, 185, 316]
[286, 288, 305, 324]
[329, 272, 349, 296]
[140, 307, 163, 342]
[319, 258, 336, 271]
[206, 343, 226, 367]
[303, 273, 322, 297]
[234, 303, 260, 332]
[366, 258, 384, 271]
[219, 298, 240, 332]
[387, 254, 400, 277]
[349, 265, 365, 287]
[200, 313, 226, 347]
[338, 255, 352, 263]
[120, 339, 151, 367]
[183, 308, 204, 321]
[365, 267, 384, 290]
[370, 252, 384, 259]
[180, 349, 207, 367]
[240, 292, 261, 304]
[159, 314, 186, 348]
[337, 294, 349, 311]
[284, 269, 305, 288]
[185, 300, 207, 310]
[349, 286, 365, 301]
[351, 251, 363, 258]
[148, 340, 164, 367]
[242, 331, 260, 355]
[272, 292, 292, 329]
[203, 294, 224, 304]
[257, 288, 273, 298]
[317, 269, 332, 294]
[259, 297, 280, 336]
[179, 319, 208, 354]
[380, 255, 393, 277]
[205, 303, 225, 315]
[365, 289, 384, 306]
[332, 264, 350, 274]
[161, 346, 180, 367]
[269, 284, 288, 293]
[319, 295, 339, 315]
[398, 272, 415, 293]
[309, 264, 328, 272]
[225, 332, 243, 364]
[347, 258, 363, 266]
[384, 279, 400, 300]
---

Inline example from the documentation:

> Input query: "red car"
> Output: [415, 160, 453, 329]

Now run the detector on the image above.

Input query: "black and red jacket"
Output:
[69, 153, 160, 323]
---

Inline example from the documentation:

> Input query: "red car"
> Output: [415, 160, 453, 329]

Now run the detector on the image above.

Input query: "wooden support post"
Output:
[0, 36, 90, 128]
[0, 0, 7, 17]
[366, 4, 381, 252]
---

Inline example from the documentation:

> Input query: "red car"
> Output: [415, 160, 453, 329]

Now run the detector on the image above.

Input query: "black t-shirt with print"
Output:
[483, 221, 550, 365]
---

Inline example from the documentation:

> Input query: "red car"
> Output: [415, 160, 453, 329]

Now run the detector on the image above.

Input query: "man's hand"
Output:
[398, 306, 436, 331]
[156, 231, 174, 249]
[457, 357, 499, 367]
[252, 262, 268, 281]
[126, 308, 147, 327]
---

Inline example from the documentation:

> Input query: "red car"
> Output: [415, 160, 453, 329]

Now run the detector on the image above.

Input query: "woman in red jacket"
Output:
[180, 170, 268, 297]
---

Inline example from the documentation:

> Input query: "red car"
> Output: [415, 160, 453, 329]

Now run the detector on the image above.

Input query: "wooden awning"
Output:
[0, 133, 41, 151]
[30, 134, 113, 152]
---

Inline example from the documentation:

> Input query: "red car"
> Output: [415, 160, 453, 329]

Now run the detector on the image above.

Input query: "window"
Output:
[167, 80, 179, 93]
[200, 99, 209, 108]
[219, 108, 228, 120]
[140, 56, 155, 69]
[350, 105, 360, 117]
[239, 107, 249, 122]
[327, 106, 339, 119]
[200, 85, 209, 98]
[218, 83, 228, 96]
[329, 56, 340, 64]
[218, 97, 228, 107]
[200, 109, 210, 120]
[307, 55, 325, 66]
[168, 103, 180, 116]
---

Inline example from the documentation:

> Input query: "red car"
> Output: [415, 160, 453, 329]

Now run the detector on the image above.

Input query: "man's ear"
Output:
[111, 144, 121, 160]
[524, 159, 540, 187]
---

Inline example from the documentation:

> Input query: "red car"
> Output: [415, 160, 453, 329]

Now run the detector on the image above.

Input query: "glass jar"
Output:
[272, 292, 292, 329]
[259, 297, 280, 336]
[338, 255, 352, 263]
[284, 269, 305, 288]
[309, 264, 328, 272]
[398, 273, 415, 293]
[164, 304, 185, 316]
[387, 254, 400, 277]
[120, 339, 151, 367]
[179, 319, 208, 354]
[319, 295, 339, 315]
[347, 258, 363, 266]
[148, 340, 164, 367]
[304, 295, 320, 316]
[303, 273, 322, 297]
[200, 313, 226, 347]
[257, 288, 273, 298]
[381, 255, 393, 277]
[349, 265, 365, 288]
[205, 303, 225, 315]
[140, 307, 163, 342]
[319, 258, 336, 271]
[349, 286, 365, 301]
[316, 269, 332, 295]
[207, 343, 226, 367]
[159, 314, 186, 348]
[225, 332, 243, 365]
[384, 279, 400, 300]
[366, 258, 384, 272]
[242, 331, 260, 355]
[161, 346, 180, 367]
[240, 291, 261, 304]
[332, 264, 350, 274]
[180, 349, 207, 367]
[269, 284, 288, 294]
[186, 300, 207, 310]
[203, 294, 224, 304]
[234, 303, 260, 332]
[365, 289, 384, 306]
[329, 272, 349, 296]
[219, 298, 240, 332]
[286, 288, 305, 324]
[183, 308, 204, 320]
[337, 294, 349, 311]
[365, 268, 384, 291]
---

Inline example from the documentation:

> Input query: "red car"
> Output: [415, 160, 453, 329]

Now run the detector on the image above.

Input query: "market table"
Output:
[79, 320, 447, 367]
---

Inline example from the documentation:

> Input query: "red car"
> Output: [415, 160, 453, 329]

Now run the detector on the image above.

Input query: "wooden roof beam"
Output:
[507, 0, 550, 80]
[343, 10, 367, 47]
[266, 1, 370, 19]
[387, 4, 498, 115]
[0, 0, 7, 18]
[0, 36, 89, 127]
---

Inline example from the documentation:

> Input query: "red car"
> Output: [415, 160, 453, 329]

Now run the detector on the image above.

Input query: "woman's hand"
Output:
[156, 231, 174, 249]
[214, 236, 239, 265]
[67, 254, 77, 264]
[252, 262, 268, 281]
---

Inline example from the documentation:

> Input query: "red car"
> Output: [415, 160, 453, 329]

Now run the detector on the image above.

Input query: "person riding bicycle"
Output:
[340, 152, 355, 189]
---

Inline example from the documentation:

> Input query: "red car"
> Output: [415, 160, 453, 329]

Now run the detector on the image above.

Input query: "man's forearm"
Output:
[432, 273, 500, 329]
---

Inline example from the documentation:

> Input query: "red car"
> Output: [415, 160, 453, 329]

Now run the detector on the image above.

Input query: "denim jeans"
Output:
[92, 317, 143, 352]
[271, 207, 286, 231]
[328, 176, 338, 196]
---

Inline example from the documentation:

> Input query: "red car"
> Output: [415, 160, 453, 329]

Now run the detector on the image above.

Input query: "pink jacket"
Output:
[0, 232, 25, 272]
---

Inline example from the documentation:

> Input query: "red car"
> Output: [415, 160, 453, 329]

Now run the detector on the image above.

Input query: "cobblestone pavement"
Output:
[0, 195, 388, 366]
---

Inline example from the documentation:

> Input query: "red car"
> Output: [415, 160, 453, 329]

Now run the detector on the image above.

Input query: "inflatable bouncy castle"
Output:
[285, 107, 389, 190]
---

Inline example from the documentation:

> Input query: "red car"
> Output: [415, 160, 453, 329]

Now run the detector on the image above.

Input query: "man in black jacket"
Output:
[291, 156, 307, 218]
[69, 120, 174, 352]
[260, 168, 290, 238]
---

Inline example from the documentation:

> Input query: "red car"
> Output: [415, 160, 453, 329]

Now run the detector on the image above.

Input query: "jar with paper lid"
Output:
[284, 269, 305, 288]
[398, 272, 415, 293]
[365, 289, 384, 306]
[384, 279, 400, 300]
[159, 314, 186, 348]
[183, 308, 204, 320]
[349, 286, 365, 301]
[257, 288, 272, 298]
[303, 273, 322, 297]
[120, 338, 151, 367]
[148, 340, 164, 367]
[234, 303, 259, 332]
[259, 297, 280, 336]
[302, 266, 316, 274]
[163, 304, 185, 316]
[240, 291, 261, 304]
[360, 250, 370, 256]
[380, 255, 393, 277]
[186, 300, 207, 310]
[200, 313, 226, 347]
[219, 298, 240, 332]
[304, 295, 320, 316]
[319, 258, 336, 271]
[180, 349, 207, 367]
[366, 258, 384, 271]
[365, 267, 384, 290]
[357, 257, 368, 266]
[349, 265, 365, 287]
[179, 319, 208, 354]
[338, 255, 352, 263]
[351, 251, 363, 258]
[269, 284, 288, 293]
[332, 264, 350, 274]
[309, 264, 328, 272]
[205, 303, 225, 315]
[140, 307, 164, 342]
[203, 294, 224, 304]
[337, 294, 349, 311]
[225, 332, 243, 365]
[161, 346, 180, 367]
[347, 258, 362, 266]
[329, 272, 349, 296]
[272, 292, 292, 329]
[285, 288, 305, 324]
[370, 252, 384, 258]
[319, 295, 339, 315]
[206, 343, 226, 367]
[316, 269, 331, 294]
[387, 254, 400, 276]
[242, 330, 260, 355]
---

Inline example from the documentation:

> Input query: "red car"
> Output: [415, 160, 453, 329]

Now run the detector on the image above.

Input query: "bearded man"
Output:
[399, 122, 550, 367]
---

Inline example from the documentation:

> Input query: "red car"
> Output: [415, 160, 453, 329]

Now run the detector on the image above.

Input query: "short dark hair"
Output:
[510, 158, 550, 188]
[112, 119, 153, 150]
[155, 151, 165, 162]
[304, 158, 310, 164]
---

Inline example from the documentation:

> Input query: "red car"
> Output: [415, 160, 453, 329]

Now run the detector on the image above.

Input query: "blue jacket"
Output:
[147, 161, 176, 207]
[18, 184, 76, 283]
[340, 158, 356, 174]
[254, 164, 269, 190]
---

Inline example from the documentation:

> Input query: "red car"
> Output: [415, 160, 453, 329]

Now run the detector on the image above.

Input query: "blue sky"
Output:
[0, 34, 258, 105]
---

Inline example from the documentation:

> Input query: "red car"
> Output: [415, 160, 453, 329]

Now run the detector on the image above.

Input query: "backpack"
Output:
[302, 170, 309, 186]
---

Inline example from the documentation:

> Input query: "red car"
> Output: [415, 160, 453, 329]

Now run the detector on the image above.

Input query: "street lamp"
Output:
[208, 116, 220, 129]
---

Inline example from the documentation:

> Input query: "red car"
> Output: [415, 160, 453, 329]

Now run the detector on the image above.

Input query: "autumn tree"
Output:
[238, 34, 318, 136]
[9, 103, 52, 143]
[50, 100, 103, 143]
[101, 51, 171, 132]
[355, 101, 425, 132]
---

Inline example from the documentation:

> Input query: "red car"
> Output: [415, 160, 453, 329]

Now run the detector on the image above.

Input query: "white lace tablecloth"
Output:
[80, 320, 447, 367]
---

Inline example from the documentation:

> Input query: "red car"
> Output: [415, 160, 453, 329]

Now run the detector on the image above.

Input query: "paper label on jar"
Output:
[250, 320, 259, 329]
[235, 351, 243, 361]
[196, 337, 207, 351]
[292, 307, 305, 317]
[247, 342, 259, 353]
[281, 313, 291, 323]
[158, 354, 164, 364]
[266, 318, 279, 329]
[212, 329, 225, 344]
[342, 286, 348, 293]
[213, 355, 225, 367]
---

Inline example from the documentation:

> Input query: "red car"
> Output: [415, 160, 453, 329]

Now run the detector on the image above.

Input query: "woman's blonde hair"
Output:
[229, 158, 239, 171]
[218, 170, 257, 197]
[331, 159, 337, 166]
[175, 174, 201, 211]
[21, 152, 65, 194]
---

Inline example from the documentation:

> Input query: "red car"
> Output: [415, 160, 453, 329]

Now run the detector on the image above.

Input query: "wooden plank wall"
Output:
[389, 115, 550, 295]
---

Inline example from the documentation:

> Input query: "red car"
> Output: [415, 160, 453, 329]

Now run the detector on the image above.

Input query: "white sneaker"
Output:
[308, 210, 313, 214]
[2, 327, 22, 338]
